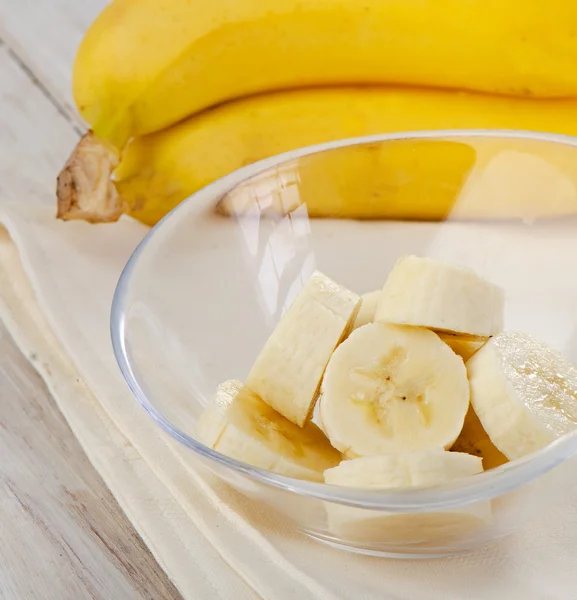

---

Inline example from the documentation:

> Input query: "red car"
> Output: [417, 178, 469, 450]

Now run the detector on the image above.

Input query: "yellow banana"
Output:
[75, 0, 577, 148]
[107, 87, 577, 225]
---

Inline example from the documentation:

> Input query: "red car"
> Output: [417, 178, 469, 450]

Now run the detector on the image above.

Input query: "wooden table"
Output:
[0, 2, 182, 598]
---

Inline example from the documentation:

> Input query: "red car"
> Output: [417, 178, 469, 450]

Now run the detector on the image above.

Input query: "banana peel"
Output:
[74, 0, 577, 146]
[61, 0, 577, 225]
[57, 87, 577, 226]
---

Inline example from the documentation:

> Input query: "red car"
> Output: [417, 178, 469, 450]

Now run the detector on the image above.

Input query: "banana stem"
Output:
[56, 132, 124, 223]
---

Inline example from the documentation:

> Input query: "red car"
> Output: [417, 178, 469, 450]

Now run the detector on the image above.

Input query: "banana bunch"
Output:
[197, 256, 577, 541]
[57, 0, 577, 225]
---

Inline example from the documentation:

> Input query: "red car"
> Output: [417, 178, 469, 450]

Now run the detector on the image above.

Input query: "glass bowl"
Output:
[111, 130, 577, 558]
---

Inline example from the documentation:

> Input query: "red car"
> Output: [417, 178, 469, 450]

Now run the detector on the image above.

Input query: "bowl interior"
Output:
[112, 130, 577, 495]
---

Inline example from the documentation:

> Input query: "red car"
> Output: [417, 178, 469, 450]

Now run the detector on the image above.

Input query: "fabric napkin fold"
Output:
[1, 198, 576, 600]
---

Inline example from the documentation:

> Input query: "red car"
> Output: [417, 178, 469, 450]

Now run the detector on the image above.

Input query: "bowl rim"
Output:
[111, 128, 577, 510]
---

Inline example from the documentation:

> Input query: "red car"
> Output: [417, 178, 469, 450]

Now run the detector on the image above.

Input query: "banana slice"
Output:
[246, 270, 360, 427]
[438, 332, 488, 362]
[324, 451, 489, 543]
[375, 255, 504, 337]
[311, 396, 327, 436]
[352, 290, 381, 330]
[197, 380, 341, 481]
[341, 449, 360, 460]
[312, 398, 355, 462]
[467, 331, 577, 460]
[451, 405, 508, 470]
[353, 287, 488, 359]
[320, 322, 469, 456]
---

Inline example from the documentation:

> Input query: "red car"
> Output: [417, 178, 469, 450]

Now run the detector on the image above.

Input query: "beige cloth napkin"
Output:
[1, 198, 576, 600]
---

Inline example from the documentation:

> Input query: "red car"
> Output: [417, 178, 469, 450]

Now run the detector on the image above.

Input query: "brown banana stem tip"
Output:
[56, 131, 124, 223]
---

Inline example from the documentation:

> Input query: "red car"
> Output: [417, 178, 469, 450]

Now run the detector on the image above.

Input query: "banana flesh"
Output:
[355, 289, 488, 361]
[197, 380, 341, 481]
[375, 255, 504, 337]
[320, 323, 470, 456]
[451, 406, 508, 470]
[352, 291, 381, 330]
[311, 397, 327, 437]
[467, 331, 577, 460]
[438, 333, 488, 362]
[195, 258, 576, 508]
[324, 451, 489, 543]
[246, 271, 360, 427]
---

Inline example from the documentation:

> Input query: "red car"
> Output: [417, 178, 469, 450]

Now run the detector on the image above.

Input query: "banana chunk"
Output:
[451, 405, 508, 470]
[246, 270, 360, 427]
[467, 331, 577, 460]
[320, 323, 469, 456]
[352, 290, 381, 330]
[311, 396, 327, 436]
[438, 332, 488, 362]
[324, 451, 489, 543]
[375, 255, 504, 337]
[197, 380, 341, 481]
[353, 287, 488, 359]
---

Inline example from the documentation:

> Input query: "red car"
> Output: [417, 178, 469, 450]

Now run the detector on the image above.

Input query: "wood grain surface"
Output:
[0, 322, 181, 600]
[0, 1, 184, 598]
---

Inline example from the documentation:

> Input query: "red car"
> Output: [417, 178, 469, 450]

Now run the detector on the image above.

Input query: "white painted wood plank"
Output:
[0, 0, 108, 120]
[0, 320, 182, 600]
[0, 31, 182, 600]
[0, 42, 78, 205]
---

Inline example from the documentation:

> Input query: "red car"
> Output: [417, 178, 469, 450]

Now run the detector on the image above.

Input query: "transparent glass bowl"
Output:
[111, 130, 577, 558]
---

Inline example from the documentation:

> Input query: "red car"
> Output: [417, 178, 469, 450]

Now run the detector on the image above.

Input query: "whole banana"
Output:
[59, 87, 577, 225]
[58, 0, 577, 225]
[75, 0, 577, 147]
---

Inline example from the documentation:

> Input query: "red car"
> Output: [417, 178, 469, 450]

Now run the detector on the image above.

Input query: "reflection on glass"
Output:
[232, 165, 315, 323]
[223, 135, 577, 355]
[219, 137, 577, 222]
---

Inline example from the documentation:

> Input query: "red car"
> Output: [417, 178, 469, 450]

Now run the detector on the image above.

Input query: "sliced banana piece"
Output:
[312, 398, 353, 461]
[320, 322, 469, 456]
[246, 270, 360, 427]
[352, 290, 381, 330]
[438, 332, 488, 362]
[354, 287, 488, 360]
[197, 380, 341, 481]
[311, 396, 327, 436]
[451, 405, 508, 470]
[375, 255, 504, 337]
[341, 450, 359, 460]
[324, 451, 489, 543]
[467, 331, 577, 460]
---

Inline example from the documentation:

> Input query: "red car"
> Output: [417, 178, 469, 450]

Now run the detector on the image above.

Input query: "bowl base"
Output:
[300, 529, 486, 559]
